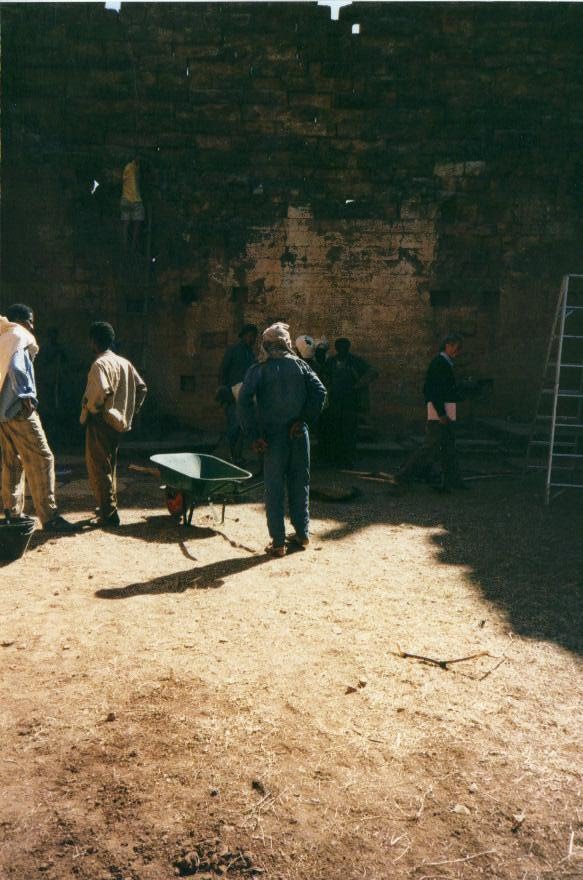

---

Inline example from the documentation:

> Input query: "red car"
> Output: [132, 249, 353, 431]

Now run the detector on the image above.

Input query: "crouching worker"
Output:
[80, 322, 147, 527]
[238, 322, 326, 558]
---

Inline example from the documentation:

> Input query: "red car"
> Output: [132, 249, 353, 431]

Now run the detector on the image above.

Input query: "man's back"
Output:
[239, 355, 325, 435]
[83, 350, 147, 432]
[219, 340, 256, 388]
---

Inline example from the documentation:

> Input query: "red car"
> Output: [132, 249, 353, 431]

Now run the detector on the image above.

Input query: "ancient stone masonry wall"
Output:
[3, 2, 583, 433]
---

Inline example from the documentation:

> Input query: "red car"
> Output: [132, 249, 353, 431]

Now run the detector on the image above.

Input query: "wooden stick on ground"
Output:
[128, 464, 161, 478]
[391, 645, 491, 670]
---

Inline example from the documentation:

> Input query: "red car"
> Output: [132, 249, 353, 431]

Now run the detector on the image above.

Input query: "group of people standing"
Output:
[0, 305, 466, 559]
[0, 304, 146, 533]
[218, 325, 378, 470]
[219, 323, 467, 556]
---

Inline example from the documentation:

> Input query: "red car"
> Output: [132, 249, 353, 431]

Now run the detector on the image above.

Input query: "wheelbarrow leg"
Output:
[208, 498, 226, 526]
[181, 493, 195, 527]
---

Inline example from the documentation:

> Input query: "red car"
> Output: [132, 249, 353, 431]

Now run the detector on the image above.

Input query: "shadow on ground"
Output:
[52, 452, 583, 656]
[312, 468, 583, 656]
[95, 552, 271, 598]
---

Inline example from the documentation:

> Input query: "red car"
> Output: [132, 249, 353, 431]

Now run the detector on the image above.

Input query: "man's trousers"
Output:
[0, 412, 58, 524]
[85, 414, 120, 519]
[263, 426, 310, 547]
[397, 420, 462, 487]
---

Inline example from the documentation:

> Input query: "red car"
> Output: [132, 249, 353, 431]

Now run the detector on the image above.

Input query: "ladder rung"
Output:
[534, 417, 583, 426]
[527, 464, 575, 471]
[541, 390, 583, 397]
[563, 335, 583, 339]
[529, 440, 577, 447]
[552, 453, 583, 459]
[565, 305, 583, 310]
[550, 482, 583, 489]
[548, 363, 583, 369]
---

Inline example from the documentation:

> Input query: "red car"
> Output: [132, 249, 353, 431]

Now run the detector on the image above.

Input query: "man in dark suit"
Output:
[393, 334, 467, 491]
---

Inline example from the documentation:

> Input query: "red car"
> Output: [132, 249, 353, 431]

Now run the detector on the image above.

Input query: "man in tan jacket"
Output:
[81, 322, 147, 527]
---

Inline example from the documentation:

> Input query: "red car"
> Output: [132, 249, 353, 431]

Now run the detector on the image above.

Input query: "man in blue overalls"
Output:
[238, 323, 326, 557]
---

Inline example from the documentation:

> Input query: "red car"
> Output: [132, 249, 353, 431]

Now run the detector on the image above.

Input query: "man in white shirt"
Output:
[81, 322, 147, 527]
[0, 304, 77, 531]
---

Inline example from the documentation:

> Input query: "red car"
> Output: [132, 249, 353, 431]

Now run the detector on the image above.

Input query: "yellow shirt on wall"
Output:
[122, 160, 141, 203]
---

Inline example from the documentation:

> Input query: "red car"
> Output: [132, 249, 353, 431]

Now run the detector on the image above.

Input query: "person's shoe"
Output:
[43, 515, 79, 533]
[265, 543, 286, 558]
[89, 510, 121, 528]
[288, 533, 309, 548]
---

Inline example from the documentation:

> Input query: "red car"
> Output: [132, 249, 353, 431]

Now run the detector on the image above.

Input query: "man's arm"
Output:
[8, 347, 38, 415]
[218, 346, 233, 387]
[237, 364, 262, 442]
[83, 362, 112, 415]
[424, 358, 449, 419]
[134, 368, 148, 414]
[298, 362, 327, 425]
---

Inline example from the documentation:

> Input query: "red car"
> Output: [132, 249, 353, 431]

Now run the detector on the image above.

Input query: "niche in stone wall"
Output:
[180, 375, 196, 392]
[180, 284, 200, 306]
[231, 286, 248, 304]
[430, 290, 451, 308]
[481, 290, 500, 309]
[201, 331, 228, 349]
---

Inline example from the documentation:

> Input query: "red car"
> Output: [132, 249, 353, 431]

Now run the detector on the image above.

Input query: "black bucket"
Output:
[0, 515, 36, 562]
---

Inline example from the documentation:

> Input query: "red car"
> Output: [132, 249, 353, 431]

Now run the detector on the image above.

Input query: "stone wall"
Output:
[3, 1, 583, 435]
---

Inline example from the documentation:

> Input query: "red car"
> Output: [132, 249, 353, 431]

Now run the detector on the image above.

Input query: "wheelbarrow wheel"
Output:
[165, 488, 184, 520]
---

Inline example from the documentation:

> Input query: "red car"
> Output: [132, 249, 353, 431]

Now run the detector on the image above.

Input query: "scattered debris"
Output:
[91, 180, 100, 195]
[174, 840, 263, 877]
[1, 640, 15, 648]
[309, 485, 359, 502]
[511, 811, 526, 832]
[345, 678, 366, 694]
[452, 803, 471, 815]
[251, 779, 265, 796]
[105, 712, 116, 722]
[129, 463, 161, 479]
[566, 830, 575, 860]
[417, 848, 497, 869]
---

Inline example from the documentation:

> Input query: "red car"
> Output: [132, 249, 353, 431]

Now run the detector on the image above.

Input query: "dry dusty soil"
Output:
[1, 454, 582, 880]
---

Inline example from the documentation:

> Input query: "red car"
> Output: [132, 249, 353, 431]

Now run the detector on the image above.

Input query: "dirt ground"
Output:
[1, 452, 582, 880]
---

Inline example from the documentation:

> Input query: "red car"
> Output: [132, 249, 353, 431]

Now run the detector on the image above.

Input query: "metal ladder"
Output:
[526, 274, 583, 504]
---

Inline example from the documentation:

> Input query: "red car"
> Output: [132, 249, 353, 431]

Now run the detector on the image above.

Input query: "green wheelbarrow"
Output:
[150, 452, 261, 527]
